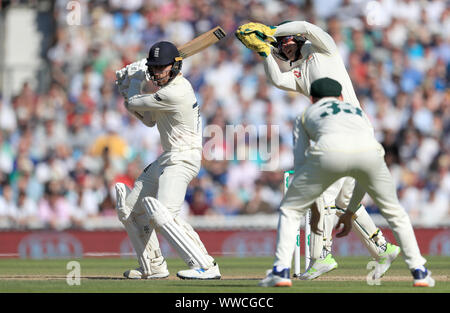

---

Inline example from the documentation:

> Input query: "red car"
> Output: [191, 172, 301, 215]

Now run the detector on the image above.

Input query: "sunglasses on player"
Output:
[277, 36, 296, 48]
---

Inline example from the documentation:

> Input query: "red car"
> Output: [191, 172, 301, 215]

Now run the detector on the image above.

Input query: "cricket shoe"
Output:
[373, 243, 401, 280]
[299, 254, 338, 280]
[176, 263, 221, 280]
[123, 266, 170, 279]
[412, 268, 435, 287]
[258, 267, 292, 287]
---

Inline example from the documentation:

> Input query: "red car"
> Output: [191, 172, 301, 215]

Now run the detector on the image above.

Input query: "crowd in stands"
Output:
[0, 0, 448, 229]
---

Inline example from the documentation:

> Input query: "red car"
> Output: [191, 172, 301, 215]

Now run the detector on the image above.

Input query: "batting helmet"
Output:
[146, 41, 183, 85]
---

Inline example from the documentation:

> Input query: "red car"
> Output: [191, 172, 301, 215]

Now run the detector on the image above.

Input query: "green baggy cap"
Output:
[310, 77, 342, 98]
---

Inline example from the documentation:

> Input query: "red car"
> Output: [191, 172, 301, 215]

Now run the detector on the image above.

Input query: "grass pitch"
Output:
[0, 256, 449, 293]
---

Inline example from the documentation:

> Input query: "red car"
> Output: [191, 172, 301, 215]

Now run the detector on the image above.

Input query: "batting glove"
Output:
[116, 58, 150, 84]
[117, 82, 129, 99]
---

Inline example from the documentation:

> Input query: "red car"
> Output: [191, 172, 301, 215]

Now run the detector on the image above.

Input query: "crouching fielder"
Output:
[236, 20, 399, 280]
[115, 41, 220, 280]
[259, 78, 434, 288]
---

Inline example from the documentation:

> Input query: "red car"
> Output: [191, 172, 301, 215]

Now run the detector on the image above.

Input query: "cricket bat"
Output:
[177, 26, 227, 59]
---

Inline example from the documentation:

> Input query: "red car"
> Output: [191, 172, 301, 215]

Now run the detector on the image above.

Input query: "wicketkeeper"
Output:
[235, 20, 401, 281]
[258, 77, 434, 288]
[114, 41, 221, 280]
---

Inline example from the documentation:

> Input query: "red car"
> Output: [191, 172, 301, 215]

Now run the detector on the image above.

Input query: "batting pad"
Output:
[115, 183, 132, 222]
[116, 183, 163, 275]
[352, 205, 386, 259]
[323, 207, 336, 253]
[143, 197, 214, 269]
[310, 198, 325, 260]
[134, 212, 164, 259]
[174, 217, 215, 265]
[122, 217, 154, 275]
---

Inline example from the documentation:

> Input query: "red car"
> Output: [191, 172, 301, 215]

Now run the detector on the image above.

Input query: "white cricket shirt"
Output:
[127, 74, 202, 152]
[302, 97, 380, 153]
[264, 21, 362, 109]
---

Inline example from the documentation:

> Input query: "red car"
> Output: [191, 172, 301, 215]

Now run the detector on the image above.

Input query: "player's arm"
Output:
[292, 113, 311, 166]
[263, 54, 300, 92]
[117, 74, 157, 127]
[126, 78, 174, 112]
[128, 108, 156, 127]
[275, 21, 337, 54]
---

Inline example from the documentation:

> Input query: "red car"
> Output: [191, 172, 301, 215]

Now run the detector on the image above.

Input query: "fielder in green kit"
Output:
[235, 20, 401, 281]
[262, 77, 435, 287]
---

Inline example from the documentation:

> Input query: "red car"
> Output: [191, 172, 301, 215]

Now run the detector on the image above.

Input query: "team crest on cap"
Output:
[154, 47, 160, 57]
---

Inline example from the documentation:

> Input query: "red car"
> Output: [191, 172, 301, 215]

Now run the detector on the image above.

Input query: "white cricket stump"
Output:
[284, 170, 311, 277]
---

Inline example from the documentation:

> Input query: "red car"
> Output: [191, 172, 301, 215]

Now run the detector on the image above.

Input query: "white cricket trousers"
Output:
[274, 146, 426, 270]
[124, 149, 205, 257]
[126, 149, 201, 216]
[124, 149, 215, 269]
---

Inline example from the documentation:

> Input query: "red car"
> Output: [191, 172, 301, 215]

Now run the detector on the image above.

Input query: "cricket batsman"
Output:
[114, 41, 221, 280]
[236, 21, 400, 280]
[259, 77, 434, 287]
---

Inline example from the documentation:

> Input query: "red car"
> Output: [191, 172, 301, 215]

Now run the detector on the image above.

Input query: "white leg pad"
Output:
[174, 216, 215, 265]
[116, 183, 150, 273]
[143, 197, 214, 269]
[334, 177, 388, 259]
[122, 216, 153, 275]
[115, 183, 132, 222]
[310, 199, 325, 260]
[323, 207, 336, 254]
[116, 183, 165, 275]
[134, 212, 166, 268]
[349, 205, 387, 259]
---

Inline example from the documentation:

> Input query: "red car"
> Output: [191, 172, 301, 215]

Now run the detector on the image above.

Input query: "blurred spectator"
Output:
[98, 190, 116, 217]
[188, 187, 213, 216]
[0, 0, 448, 229]
[0, 131, 14, 174]
[11, 190, 39, 229]
[242, 179, 275, 215]
[37, 180, 79, 230]
[419, 185, 449, 226]
[212, 185, 243, 216]
[0, 98, 17, 133]
[0, 183, 16, 227]
[68, 174, 101, 219]
[90, 132, 129, 159]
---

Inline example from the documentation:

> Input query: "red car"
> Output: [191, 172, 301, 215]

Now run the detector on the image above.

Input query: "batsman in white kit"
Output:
[114, 41, 221, 280]
[260, 77, 435, 287]
[236, 21, 400, 280]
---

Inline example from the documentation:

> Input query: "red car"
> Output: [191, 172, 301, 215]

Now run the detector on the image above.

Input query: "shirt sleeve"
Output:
[126, 79, 175, 112]
[275, 21, 337, 55]
[127, 106, 156, 127]
[263, 54, 300, 92]
[292, 114, 311, 166]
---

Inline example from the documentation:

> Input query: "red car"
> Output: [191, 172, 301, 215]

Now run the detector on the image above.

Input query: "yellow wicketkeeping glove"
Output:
[235, 32, 271, 57]
[237, 22, 277, 41]
[235, 22, 277, 57]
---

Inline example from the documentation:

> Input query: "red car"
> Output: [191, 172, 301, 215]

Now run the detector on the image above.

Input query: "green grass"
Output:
[0, 256, 448, 293]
